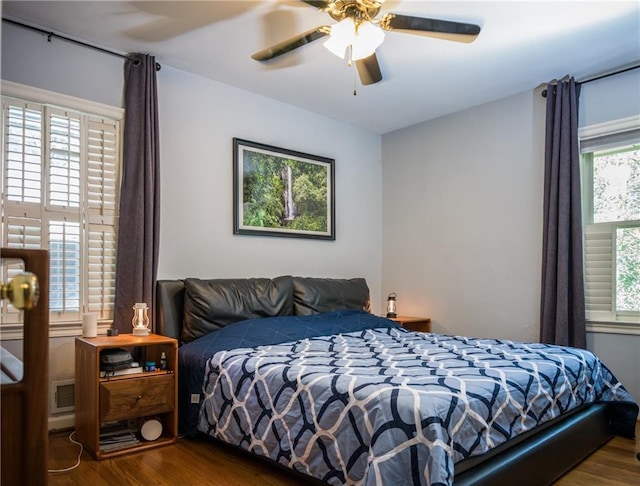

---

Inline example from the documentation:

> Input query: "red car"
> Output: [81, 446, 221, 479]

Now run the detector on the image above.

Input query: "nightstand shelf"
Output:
[391, 316, 432, 333]
[75, 333, 178, 459]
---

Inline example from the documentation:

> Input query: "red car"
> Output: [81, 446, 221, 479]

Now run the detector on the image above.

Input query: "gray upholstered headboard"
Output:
[155, 279, 187, 342]
[155, 276, 371, 345]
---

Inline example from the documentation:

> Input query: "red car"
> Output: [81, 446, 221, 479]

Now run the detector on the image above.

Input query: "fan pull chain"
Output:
[346, 45, 357, 96]
[353, 64, 357, 96]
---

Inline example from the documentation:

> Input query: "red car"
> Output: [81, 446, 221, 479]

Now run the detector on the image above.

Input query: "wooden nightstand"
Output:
[75, 333, 178, 459]
[391, 316, 432, 333]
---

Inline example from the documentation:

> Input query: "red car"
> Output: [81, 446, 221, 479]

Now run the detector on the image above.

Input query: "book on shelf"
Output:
[100, 364, 143, 378]
[100, 437, 140, 452]
[99, 422, 140, 451]
[100, 434, 139, 444]
[100, 428, 135, 439]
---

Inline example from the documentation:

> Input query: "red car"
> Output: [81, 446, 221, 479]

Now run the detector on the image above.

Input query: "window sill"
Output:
[586, 320, 640, 336]
[50, 322, 113, 339]
[0, 322, 112, 340]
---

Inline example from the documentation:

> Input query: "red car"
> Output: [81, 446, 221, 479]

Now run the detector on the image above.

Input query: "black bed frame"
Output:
[156, 279, 615, 485]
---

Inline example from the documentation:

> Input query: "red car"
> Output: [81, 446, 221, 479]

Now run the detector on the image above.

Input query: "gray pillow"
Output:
[293, 277, 371, 316]
[181, 276, 294, 343]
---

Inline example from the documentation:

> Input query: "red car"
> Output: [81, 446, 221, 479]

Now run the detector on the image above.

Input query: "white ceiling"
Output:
[2, 1, 639, 134]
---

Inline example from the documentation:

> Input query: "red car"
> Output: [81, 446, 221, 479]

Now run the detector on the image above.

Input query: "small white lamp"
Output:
[386, 292, 397, 318]
[132, 302, 150, 336]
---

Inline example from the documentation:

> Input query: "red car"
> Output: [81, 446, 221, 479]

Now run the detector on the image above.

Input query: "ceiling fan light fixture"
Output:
[351, 21, 385, 60]
[323, 17, 356, 58]
[253, 1, 482, 88]
[324, 18, 385, 61]
[323, 36, 348, 58]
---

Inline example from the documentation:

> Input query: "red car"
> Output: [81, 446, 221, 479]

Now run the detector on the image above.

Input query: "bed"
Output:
[156, 276, 638, 485]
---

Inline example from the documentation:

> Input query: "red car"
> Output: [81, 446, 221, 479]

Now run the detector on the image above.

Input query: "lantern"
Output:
[386, 292, 397, 318]
[132, 302, 150, 336]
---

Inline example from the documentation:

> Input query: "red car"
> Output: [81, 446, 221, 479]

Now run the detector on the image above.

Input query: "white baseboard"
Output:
[49, 413, 75, 432]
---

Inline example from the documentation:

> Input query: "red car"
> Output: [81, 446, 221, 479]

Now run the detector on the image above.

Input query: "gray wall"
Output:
[2, 21, 383, 428]
[579, 70, 640, 403]
[381, 90, 544, 342]
[381, 69, 640, 402]
[3, 18, 638, 426]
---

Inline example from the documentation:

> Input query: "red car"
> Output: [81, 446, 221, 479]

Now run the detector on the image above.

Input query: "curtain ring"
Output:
[128, 55, 161, 71]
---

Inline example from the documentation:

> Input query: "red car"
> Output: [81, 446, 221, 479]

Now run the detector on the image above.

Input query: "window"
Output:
[1, 82, 122, 336]
[580, 116, 640, 329]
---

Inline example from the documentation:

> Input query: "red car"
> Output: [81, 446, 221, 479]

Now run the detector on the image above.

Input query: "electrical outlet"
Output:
[191, 394, 200, 404]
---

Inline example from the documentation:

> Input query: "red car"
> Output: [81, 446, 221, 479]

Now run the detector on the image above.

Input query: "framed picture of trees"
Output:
[233, 138, 335, 240]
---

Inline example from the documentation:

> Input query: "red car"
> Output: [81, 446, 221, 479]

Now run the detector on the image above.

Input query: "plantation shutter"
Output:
[47, 108, 81, 208]
[48, 220, 81, 319]
[583, 223, 615, 320]
[3, 99, 43, 204]
[580, 124, 639, 322]
[86, 226, 116, 319]
[45, 108, 82, 322]
[6, 214, 42, 249]
[2, 100, 44, 320]
[85, 116, 119, 319]
[2, 89, 122, 333]
[3, 215, 43, 318]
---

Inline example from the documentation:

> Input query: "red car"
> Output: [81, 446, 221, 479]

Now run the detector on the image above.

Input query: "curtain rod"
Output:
[541, 64, 640, 97]
[2, 17, 161, 71]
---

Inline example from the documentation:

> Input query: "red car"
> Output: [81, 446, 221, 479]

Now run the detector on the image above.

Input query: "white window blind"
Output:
[87, 117, 118, 216]
[2, 214, 42, 319]
[49, 220, 81, 316]
[87, 225, 116, 319]
[581, 128, 640, 154]
[5, 101, 43, 203]
[580, 117, 640, 325]
[47, 109, 81, 208]
[6, 214, 42, 249]
[583, 223, 615, 320]
[85, 116, 119, 320]
[1, 88, 122, 335]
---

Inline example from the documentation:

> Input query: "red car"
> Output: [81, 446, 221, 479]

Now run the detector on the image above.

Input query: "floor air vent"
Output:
[51, 379, 75, 414]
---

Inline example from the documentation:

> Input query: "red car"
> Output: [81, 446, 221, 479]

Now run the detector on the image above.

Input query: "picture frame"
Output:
[233, 138, 335, 240]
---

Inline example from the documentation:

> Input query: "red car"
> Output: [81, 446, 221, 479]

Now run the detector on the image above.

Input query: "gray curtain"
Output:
[113, 54, 160, 334]
[540, 77, 585, 348]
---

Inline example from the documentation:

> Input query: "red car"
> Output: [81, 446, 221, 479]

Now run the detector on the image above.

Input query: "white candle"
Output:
[82, 313, 98, 338]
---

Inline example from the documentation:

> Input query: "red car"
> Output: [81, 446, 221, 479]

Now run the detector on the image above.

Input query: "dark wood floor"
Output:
[48, 430, 640, 485]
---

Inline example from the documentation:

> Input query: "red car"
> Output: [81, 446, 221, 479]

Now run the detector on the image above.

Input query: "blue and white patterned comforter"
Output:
[187, 311, 637, 486]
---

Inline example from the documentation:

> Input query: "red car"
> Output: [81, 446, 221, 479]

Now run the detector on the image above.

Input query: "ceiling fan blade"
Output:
[356, 53, 383, 86]
[380, 13, 481, 43]
[300, 0, 330, 8]
[252, 26, 330, 61]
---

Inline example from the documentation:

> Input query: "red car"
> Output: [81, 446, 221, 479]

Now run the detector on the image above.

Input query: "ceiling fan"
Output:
[252, 0, 481, 87]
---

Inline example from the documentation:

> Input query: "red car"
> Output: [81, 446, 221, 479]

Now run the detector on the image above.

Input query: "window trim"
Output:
[1, 80, 123, 120]
[1, 80, 123, 338]
[579, 114, 640, 335]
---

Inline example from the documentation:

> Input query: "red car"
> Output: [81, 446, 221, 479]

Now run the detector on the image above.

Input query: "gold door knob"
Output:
[1, 272, 39, 310]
